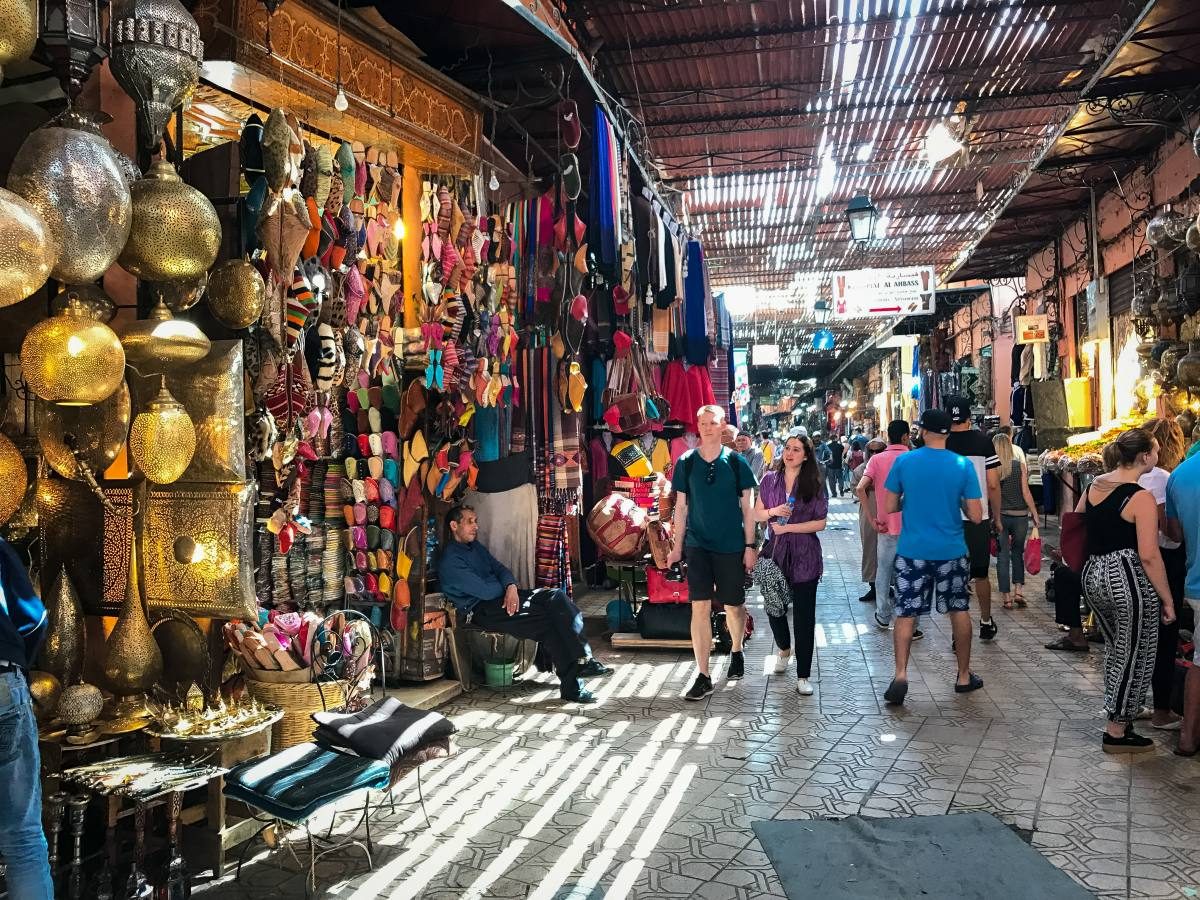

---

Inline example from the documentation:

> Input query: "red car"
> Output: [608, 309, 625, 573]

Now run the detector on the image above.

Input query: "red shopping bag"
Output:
[646, 567, 689, 603]
[1024, 526, 1043, 576]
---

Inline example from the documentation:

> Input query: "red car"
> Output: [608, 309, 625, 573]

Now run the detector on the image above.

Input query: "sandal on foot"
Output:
[1045, 637, 1089, 652]
[954, 673, 984, 694]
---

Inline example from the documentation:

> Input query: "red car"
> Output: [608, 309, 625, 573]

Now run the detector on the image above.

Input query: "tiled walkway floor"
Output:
[201, 497, 1199, 899]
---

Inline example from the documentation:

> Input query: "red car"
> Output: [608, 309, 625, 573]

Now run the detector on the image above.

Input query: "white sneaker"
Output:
[773, 652, 792, 674]
[796, 678, 814, 696]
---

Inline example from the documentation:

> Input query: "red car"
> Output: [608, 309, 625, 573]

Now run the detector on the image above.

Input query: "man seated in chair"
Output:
[438, 505, 612, 704]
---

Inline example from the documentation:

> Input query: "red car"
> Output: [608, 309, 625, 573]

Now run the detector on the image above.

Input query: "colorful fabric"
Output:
[285, 270, 317, 357]
[535, 513, 569, 592]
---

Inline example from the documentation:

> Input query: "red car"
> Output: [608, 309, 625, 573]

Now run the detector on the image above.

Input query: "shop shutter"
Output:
[1108, 263, 1134, 316]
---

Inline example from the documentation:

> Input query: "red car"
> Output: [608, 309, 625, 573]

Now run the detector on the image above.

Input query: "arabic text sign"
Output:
[831, 266, 936, 319]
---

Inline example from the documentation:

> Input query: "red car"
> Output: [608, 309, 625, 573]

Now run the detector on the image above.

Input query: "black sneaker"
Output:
[911, 629, 924, 641]
[1102, 730, 1153, 754]
[873, 612, 891, 631]
[858, 588, 876, 603]
[563, 690, 597, 705]
[979, 618, 998, 642]
[684, 674, 713, 701]
[728, 651, 745, 679]
[579, 659, 614, 678]
[884, 678, 908, 704]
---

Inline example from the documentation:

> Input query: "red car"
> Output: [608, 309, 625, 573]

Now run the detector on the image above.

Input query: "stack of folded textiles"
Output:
[311, 697, 455, 765]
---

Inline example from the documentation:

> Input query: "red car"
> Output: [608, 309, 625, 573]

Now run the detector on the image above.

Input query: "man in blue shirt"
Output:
[438, 506, 611, 703]
[883, 409, 985, 705]
[0, 538, 53, 900]
[1166, 454, 1200, 754]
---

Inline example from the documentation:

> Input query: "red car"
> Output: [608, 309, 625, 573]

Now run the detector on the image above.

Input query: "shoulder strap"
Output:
[683, 449, 744, 501]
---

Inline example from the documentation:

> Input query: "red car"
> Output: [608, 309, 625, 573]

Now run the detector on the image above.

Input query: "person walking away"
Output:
[943, 395, 1003, 641]
[882, 409, 985, 704]
[734, 430, 765, 481]
[814, 434, 831, 484]
[0, 537, 53, 900]
[993, 431, 1041, 610]
[850, 437, 885, 604]
[667, 405, 759, 701]
[850, 427, 868, 451]
[1139, 417, 1189, 731]
[751, 434, 828, 695]
[1166, 449, 1200, 755]
[824, 436, 846, 498]
[859, 420, 920, 636]
[1079, 429, 1176, 753]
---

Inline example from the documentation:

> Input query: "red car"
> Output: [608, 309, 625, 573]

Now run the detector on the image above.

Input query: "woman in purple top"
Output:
[752, 434, 829, 695]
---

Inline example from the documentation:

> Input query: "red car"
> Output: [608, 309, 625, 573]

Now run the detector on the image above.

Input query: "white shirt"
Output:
[1139, 467, 1181, 550]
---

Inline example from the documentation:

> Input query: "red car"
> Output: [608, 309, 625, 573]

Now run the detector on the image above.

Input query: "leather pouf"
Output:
[586, 493, 648, 560]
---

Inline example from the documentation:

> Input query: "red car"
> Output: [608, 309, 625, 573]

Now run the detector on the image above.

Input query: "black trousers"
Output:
[1153, 545, 1187, 712]
[469, 588, 589, 699]
[1053, 564, 1084, 629]
[766, 579, 819, 678]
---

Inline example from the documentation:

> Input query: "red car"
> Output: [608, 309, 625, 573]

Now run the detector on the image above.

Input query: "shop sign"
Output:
[752, 344, 780, 366]
[1015, 314, 1049, 344]
[831, 266, 936, 319]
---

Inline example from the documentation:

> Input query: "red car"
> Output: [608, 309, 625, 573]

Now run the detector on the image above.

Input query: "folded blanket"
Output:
[312, 697, 455, 766]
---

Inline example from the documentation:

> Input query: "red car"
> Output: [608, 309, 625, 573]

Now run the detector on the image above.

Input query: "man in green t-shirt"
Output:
[668, 405, 759, 701]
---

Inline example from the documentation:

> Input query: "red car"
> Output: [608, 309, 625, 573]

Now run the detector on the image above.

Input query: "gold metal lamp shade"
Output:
[119, 298, 210, 371]
[0, 186, 57, 308]
[36, 381, 132, 480]
[0, 431, 27, 525]
[118, 160, 220, 281]
[38, 566, 85, 686]
[0, 0, 38, 82]
[52, 284, 117, 324]
[206, 259, 266, 330]
[20, 298, 126, 405]
[129, 380, 196, 484]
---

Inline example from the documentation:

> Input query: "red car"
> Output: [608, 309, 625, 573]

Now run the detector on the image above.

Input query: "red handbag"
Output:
[1060, 512, 1087, 572]
[646, 567, 689, 604]
[1024, 526, 1043, 575]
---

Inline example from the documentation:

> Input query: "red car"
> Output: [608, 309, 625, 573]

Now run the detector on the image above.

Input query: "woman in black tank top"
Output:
[1077, 429, 1177, 753]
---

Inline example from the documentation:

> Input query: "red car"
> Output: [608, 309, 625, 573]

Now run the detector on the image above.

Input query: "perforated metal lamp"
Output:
[846, 194, 878, 244]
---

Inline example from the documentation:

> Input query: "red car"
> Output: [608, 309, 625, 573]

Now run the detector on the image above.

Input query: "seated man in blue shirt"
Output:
[438, 505, 612, 704]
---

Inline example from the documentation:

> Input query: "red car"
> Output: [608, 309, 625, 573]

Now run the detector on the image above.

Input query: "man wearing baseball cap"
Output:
[943, 395, 1003, 642]
[882, 409, 985, 704]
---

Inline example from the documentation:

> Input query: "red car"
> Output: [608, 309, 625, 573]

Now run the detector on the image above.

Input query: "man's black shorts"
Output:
[963, 519, 992, 579]
[685, 546, 746, 606]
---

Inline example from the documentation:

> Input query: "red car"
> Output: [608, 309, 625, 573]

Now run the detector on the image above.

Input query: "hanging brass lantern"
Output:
[0, 432, 27, 526]
[206, 259, 266, 330]
[51, 283, 116, 323]
[0, 0, 37, 82]
[36, 381, 131, 480]
[118, 160, 220, 281]
[0, 186, 56, 309]
[7, 110, 133, 284]
[20, 297, 126, 405]
[129, 379, 196, 484]
[38, 566, 85, 686]
[119, 298, 210, 371]
[155, 272, 208, 313]
[109, 0, 203, 149]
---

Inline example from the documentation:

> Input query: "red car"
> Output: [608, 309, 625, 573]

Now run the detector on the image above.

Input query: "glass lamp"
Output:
[36, 0, 108, 103]
[845, 194, 878, 244]
[129, 378, 195, 484]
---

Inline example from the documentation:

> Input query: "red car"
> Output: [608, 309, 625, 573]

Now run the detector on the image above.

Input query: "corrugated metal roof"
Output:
[580, 0, 1131, 312]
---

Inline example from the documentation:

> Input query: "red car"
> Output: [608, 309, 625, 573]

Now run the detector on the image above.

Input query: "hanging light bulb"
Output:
[129, 378, 195, 484]
[489, 169, 500, 192]
[392, 217, 406, 241]
[333, 85, 349, 112]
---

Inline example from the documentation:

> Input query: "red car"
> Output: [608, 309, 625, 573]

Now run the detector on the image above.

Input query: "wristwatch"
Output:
[745, 543, 756, 549]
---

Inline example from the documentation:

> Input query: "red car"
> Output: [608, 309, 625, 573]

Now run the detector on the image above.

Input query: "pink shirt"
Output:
[864, 445, 909, 535]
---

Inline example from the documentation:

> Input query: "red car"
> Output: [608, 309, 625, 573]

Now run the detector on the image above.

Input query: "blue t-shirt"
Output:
[1166, 454, 1200, 600]
[671, 447, 757, 554]
[885, 446, 982, 561]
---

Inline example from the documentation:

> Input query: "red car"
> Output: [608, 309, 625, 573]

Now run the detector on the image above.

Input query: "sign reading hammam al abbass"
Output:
[831, 266, 937, 319]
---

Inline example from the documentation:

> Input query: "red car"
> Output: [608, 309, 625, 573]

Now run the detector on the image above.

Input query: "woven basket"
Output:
[245, 677, 347, 750]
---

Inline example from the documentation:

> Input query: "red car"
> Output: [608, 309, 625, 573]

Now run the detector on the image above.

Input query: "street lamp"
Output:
[846, 194, 878, 244]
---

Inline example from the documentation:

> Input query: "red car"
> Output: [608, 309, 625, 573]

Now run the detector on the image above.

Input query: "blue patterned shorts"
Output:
[893, 555, 971, 617]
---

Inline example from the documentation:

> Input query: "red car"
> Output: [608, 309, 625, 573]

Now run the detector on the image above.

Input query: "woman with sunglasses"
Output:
[752, 434, 829, 695]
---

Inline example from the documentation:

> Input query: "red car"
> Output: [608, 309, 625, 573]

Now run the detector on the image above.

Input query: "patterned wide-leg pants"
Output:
[1082, 548, 1160, 724]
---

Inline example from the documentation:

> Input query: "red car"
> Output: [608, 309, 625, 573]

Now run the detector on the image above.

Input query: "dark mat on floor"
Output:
[753, 812, 1090, 899]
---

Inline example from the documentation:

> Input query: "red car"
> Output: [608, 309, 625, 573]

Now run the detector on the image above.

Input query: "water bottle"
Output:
[775, 497, 795, 526]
